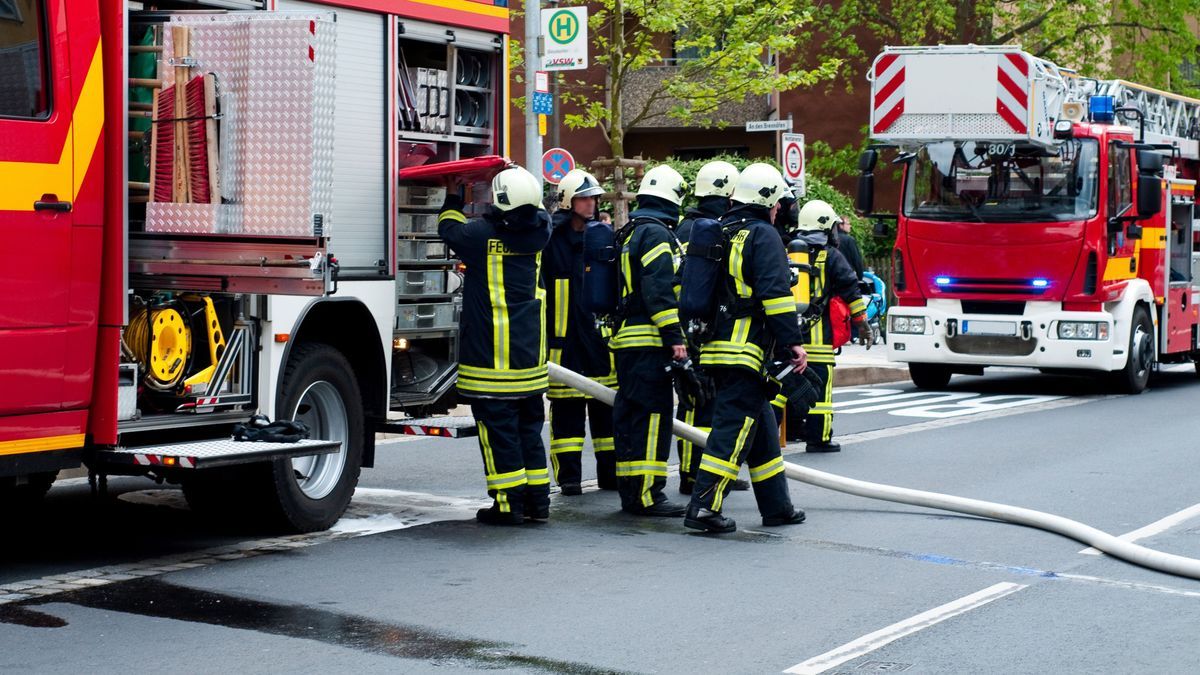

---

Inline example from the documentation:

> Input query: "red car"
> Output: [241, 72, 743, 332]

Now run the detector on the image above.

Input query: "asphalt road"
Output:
[3, 365, 1200, 674]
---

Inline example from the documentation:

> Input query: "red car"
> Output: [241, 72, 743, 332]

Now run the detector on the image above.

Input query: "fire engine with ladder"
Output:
[858, 45, 1200, 393]
[0, 0, 509, 530]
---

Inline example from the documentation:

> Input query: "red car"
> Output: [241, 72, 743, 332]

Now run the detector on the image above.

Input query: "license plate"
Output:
[961, 320, 1017, 336]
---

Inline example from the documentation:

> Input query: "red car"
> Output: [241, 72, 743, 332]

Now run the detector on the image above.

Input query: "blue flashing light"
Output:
[1031, 278, 1049, 288]
[935, 276, 952, 286]
[1090, 95, 1116, 124]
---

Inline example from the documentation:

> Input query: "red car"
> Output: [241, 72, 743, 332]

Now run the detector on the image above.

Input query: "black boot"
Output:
[806, 440, 841, 453]
[762, 506, 806, 527]
[559, 483, 583, 496]
[476, 506, 524, 526]
[684, 504, 736, 533]
[524, 504, 550, 523]
[730, 479, 750, 491]
[624, 500, 686, 517]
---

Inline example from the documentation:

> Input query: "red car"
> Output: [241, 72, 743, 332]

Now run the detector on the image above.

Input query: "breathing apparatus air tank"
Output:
[787, 237, 812, 315]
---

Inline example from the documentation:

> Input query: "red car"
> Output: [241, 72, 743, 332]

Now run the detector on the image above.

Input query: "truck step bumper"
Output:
[95, 438, 340, 471]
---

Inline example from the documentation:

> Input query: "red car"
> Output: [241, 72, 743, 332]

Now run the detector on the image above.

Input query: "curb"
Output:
[835, 365, 911, 387]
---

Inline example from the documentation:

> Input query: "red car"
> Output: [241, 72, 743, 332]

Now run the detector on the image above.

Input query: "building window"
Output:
[0, 0, 49, 119]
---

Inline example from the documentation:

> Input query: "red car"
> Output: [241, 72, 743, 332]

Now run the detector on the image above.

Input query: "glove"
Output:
[233, 415, 311, 443]
[857, 321, 876, 350]
[668, 358, 712, 410]
[786, 367, 825, 411]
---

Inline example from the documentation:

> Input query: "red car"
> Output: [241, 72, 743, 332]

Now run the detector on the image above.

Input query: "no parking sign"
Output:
[542, 147, 575, 185]
[781, 133, 805, 197]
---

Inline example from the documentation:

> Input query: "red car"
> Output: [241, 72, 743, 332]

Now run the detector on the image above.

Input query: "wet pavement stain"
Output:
[24, 578, 633, 674]
[0, 605, 68, 628]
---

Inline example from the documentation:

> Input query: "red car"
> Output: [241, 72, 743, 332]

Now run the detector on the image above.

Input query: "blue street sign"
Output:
[532, 91, 554, 115]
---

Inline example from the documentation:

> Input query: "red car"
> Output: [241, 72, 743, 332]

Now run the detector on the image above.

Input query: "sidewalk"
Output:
[832, 342, 910, 387]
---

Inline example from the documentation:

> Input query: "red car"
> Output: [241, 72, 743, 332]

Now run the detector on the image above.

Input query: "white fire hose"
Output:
[547, 362, 1200, 581]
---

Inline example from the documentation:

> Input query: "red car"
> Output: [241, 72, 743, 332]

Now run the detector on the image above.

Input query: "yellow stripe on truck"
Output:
[0, 434, 86, 457]
[0, 44, 104, 212]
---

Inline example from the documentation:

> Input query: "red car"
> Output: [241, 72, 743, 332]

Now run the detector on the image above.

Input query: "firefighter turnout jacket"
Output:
[610, 201, 685, 351]
[544, 209, 617, 397]
[439, 194, 552, 398]
[675, 195, 728, 252]
[700, 204, 806, 374]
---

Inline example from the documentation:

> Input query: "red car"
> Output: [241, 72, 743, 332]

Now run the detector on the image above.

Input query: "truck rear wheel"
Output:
[260, 343, 364, 532]
[909, 363, 952, 390]
[1113, 306, 1153, 394]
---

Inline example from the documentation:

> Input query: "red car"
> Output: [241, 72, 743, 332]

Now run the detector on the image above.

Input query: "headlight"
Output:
[1057, 321, 1108, 340]
[890, 316, 926, 334]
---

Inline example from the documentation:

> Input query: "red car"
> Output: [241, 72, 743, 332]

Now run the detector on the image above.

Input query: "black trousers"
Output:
[676, 397, 713, 486]
[469, 395, 550, 515]
[613, 349, 673, 511]
[687, 368, 793, 518]
[802, 362, 834, 444]
[549, 397, 616, 486]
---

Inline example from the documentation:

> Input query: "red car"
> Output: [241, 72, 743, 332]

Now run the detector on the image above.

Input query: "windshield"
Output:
[903, 139, 1099, 222]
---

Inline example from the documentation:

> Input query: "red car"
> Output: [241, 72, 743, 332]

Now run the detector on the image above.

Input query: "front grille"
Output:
[946, 334, 1038, 356]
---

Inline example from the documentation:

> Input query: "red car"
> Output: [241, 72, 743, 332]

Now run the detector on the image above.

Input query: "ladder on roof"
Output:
[1093, 80, 1200, 159]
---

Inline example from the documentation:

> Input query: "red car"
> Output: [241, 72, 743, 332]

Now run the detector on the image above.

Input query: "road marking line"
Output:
[782, 582, 1027, 674]
[825, 395, 1107, 448]
[1079, 502, 1200, 555]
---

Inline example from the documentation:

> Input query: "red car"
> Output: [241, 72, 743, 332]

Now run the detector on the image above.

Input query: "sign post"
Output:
[542, 7, 588, 71]
[542, 147, 575, 185]
[781, 132, 806, 197]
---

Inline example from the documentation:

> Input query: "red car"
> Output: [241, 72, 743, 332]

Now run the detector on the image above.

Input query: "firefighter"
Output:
[438, 166, 553, 525]
[793, 199, 874, 453]
[675, 160, 749, 495]
[685, 163, 809, 534]
[610, 165, 690, 517]
[544, 169, 618, 495]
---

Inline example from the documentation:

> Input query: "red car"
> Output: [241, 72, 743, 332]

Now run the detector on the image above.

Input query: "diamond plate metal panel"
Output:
[147, 13, 335, 238]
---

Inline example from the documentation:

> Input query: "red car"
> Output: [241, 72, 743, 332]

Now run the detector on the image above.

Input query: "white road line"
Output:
[826, 395, 1106, 448]
[782, 582, 1027, 674]
[1079, 502, 1200, 555]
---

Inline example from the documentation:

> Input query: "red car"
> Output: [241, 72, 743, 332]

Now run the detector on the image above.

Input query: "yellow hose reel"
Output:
[125, 306, 193, 390]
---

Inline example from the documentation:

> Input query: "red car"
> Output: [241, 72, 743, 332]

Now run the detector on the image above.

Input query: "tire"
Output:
[1113, 306, 1154, 394]
[0, 472, 55, 508]
[256, 343, 365, 532]
[909, 363, 952, 390]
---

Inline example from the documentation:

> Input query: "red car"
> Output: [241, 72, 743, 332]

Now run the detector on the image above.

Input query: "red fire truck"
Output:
[858, 45, 1200, 393]
[0, 0, 509, 529]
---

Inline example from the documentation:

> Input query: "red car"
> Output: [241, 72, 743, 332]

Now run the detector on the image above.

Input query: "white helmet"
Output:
[694, 160, 739, 198]
[491, 166, 543, 212]
[796, 199, 843, 231]
[557, 169, 604, 205]
[637, 165, 688, 206]
[730, 162, 790, 207]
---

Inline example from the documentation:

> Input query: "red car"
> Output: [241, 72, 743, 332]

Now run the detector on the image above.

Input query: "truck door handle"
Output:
[34, 198, 72, 212]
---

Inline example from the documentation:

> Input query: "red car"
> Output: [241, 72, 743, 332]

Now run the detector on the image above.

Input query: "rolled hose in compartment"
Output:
[547, 362, 1200, 580]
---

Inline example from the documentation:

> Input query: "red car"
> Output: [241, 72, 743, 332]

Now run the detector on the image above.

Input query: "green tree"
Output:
[808, 0, 1200, 97]
[558, 0, 841, 161]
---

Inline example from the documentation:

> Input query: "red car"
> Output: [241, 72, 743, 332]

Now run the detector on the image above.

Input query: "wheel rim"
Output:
[1131, 323, 1153, 380]
[288, 381, 348, 500]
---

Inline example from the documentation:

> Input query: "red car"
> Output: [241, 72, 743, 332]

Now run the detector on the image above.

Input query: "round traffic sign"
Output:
[784, 142, 804, 181]
[548, 9, 580, 45]
[542, 147, 575, 184]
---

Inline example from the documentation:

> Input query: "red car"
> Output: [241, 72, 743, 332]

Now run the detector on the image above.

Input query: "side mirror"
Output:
[858, 149, 879, 173]
[856, 173, 875, 215]
[1136, 149, 1164, 175]
[1136, 173, 1161, 217]
[872, 219, 890, 237]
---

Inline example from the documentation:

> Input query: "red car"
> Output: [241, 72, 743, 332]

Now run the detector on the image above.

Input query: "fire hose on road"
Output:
[547, 362, 1200, 581]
